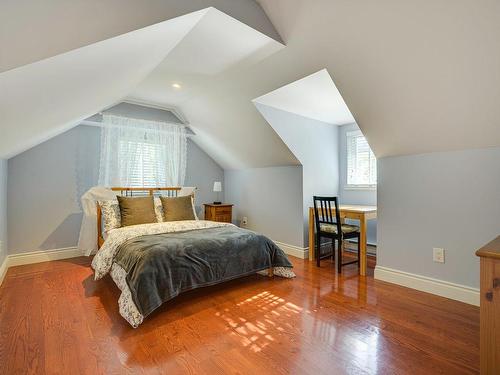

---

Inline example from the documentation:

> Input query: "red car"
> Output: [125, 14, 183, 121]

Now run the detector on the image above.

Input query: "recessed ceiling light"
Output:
[172, 83, 182, 89]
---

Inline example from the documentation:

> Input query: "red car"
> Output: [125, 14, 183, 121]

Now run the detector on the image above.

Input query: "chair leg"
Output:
[316, 233, 321, 267]
[331, 238, 335, 261]
[357, 233, 361, 269]
[337, 238, 343, 274]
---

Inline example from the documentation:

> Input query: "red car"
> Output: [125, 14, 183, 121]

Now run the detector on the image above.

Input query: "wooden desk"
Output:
[308, 205, 377, 276]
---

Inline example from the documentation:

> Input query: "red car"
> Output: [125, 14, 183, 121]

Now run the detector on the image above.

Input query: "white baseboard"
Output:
[0, 247, 82, 286]
[274, 241, 309, 259]
[0, 255, 8, 287]
[374, 265, 480, 306]
[8, 247, 82, 267]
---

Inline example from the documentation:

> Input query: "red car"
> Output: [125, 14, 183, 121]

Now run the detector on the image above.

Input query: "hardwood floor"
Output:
[0, 255, 479, 374]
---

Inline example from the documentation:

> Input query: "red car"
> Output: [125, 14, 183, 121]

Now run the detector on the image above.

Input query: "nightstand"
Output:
[204, 203, 233, 223]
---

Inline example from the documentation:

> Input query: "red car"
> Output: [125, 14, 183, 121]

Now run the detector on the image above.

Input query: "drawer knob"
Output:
[493, 278, 500, 289]
[485, 291, 493, 301]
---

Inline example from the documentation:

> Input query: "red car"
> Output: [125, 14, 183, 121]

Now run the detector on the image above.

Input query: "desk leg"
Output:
[359, 215, 367, 276]
[309, 208, 315, 261]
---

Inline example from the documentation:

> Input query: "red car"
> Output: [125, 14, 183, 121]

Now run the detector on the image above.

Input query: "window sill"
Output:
[344, 185, 377, 191]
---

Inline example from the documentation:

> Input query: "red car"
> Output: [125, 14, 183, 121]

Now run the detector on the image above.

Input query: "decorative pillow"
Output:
[99, 200, 121, 232]
[160, 195, 197, 221]
[154, 197, 164, 223]
[117, 196, 157, 227]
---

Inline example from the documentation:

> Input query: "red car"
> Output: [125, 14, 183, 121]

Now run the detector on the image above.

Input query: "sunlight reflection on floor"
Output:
[215, 291, 303, 353]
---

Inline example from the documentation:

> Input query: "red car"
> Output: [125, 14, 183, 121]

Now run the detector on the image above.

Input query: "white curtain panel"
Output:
[98, 114, 187, 187]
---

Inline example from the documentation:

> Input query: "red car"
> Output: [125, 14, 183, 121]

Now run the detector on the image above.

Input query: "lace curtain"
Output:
[98, 114, 187, 187]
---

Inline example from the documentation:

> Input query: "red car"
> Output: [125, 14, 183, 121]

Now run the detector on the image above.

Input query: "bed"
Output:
[91, 187, 295, 327]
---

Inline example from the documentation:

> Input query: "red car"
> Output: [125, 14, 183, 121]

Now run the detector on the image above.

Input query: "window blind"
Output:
[346, 130, 377, 186]
[118, 140, 169, 188]
[98, 114, 187, 188]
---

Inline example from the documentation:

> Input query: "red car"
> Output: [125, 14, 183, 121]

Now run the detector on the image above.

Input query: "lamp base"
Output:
[213, 201, 222, 205]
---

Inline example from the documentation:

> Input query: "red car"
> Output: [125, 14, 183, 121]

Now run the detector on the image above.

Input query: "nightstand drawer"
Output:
[215, 214, 232, 223]
[216, 207, 232, 215]
[204, 204, 233, 223]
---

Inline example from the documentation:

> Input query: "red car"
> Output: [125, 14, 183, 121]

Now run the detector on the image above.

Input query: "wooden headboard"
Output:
[97, 187, 183, 249]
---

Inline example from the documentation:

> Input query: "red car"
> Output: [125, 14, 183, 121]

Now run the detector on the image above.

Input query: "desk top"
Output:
[309, 205, 377, 213]
[476, 236, 500, 259]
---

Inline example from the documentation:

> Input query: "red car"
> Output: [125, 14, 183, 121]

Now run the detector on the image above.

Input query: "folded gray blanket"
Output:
[114, 226, 293, 317]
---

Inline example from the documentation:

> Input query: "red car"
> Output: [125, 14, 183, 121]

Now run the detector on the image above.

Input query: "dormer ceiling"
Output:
[253, 69, 355, 126]
[1, 0, 500, 166]
[256, 0, 500, 158]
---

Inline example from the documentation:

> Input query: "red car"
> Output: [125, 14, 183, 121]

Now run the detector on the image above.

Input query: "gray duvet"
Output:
[113, 226, 293, 317]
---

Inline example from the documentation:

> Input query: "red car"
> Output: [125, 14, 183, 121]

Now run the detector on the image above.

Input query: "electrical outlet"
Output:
[433, 248, 445, 263]
[241, 216, 248, 226]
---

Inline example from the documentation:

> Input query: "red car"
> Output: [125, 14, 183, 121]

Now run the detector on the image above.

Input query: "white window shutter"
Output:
[346, 130, 377, 186]
[99, 114, 187, 188]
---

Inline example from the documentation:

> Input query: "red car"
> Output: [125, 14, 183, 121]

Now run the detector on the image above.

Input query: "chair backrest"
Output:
[313, 196, 342, 235]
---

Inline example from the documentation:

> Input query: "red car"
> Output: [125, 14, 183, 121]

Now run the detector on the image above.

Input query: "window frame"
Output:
[345, 130, 377, 190]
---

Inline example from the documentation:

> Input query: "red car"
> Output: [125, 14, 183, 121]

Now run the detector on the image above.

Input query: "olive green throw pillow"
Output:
[117, 196, 157, 227]
[160, 195, 196, 221]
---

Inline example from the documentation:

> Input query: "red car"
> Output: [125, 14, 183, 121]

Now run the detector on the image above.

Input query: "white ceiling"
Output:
[130, 7, 284, 107]
[2, 0, 500, 166]
[256, 0, 500, 158]
[0, 10, 207, 159]
[0, 0, 281, 73]
[253, 69, 355, 125]
[128, 7, 298, 169]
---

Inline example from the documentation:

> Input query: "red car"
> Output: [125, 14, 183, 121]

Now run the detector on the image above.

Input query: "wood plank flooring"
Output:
[0, 255, 479, 374]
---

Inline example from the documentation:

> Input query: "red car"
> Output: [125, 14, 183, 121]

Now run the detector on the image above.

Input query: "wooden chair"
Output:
[313, 196, 361, 273]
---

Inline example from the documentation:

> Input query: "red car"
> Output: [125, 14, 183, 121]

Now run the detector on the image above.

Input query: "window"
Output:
[99, 114, 187, 188]
[118, 139, 169, 188]
[346, 130, 376, 188]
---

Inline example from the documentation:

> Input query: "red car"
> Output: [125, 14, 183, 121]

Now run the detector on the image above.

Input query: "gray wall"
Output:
[339, 123, 377, 245]
[7, 122, 224, 254]
[8, 126, 100, 253]
[0, 159, 7, 265]
[224, 166, 303, 248]
[186, 139, 224, 208]
[377, 147, 500, 289]
[255, 103, 339, 246]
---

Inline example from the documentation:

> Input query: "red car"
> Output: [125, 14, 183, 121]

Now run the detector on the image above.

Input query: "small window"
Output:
[98, 114, 187, 188]
[346, 130, 377, 188]
[118, 139, 168, 188]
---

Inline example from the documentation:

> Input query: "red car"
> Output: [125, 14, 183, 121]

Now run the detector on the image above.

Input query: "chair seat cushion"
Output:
[320, 223, 359, 234]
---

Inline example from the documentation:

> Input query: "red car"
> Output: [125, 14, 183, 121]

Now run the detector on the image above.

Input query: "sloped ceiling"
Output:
[129, 7, 298, 169]
[0, 2, 298, 167]
[0, 10, 207, 159]
[0, 0, 281, 73]
[2, 0, 500, 166]
[256, 0, 500, 158]
[253, 69, 355, 125]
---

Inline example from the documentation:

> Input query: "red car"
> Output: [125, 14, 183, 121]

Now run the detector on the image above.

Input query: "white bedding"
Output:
[91, 220, 295, 327]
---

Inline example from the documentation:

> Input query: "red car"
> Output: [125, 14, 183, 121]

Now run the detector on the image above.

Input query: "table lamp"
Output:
[213, 181, 222, 204]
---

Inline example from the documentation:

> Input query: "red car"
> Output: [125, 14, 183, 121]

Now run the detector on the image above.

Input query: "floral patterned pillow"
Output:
[154, 198, 164, 223]
[99, 200, 121, 232]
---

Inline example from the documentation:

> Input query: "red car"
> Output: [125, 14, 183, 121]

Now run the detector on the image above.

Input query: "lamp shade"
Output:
[213, 181, 222, 192]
